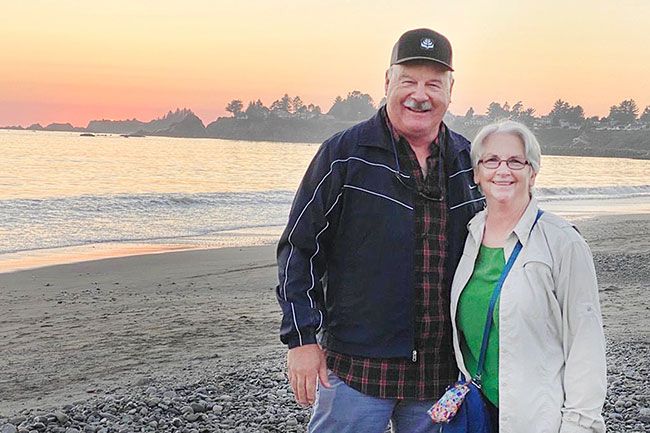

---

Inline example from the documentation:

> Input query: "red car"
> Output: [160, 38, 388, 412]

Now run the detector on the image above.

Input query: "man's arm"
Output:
[276, 140, 344, 405]
[287, 344, 330, 406]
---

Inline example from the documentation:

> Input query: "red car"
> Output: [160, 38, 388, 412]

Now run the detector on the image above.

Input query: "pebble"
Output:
[190, 403, 205, 413]
[639, 407, 650, 423]
[52, 413, 68, 424]
[0, 343, 647, 433]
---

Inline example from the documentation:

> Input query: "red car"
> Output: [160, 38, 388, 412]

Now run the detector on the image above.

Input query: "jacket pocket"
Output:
[508, 260, 555, 322]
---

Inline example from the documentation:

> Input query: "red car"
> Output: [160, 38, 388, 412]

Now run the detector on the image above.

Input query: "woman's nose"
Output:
[495, 160, 512, 173]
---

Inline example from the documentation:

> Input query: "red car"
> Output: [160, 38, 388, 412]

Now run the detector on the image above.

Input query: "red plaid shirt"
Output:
[326, 114, 458, 400]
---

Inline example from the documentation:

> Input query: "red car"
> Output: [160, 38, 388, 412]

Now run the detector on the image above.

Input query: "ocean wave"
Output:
[6, 186, 650, 206]
[2, 191, 296, 211]
[2, 187, 648, 214]
[1, 188, 648, 256]
[0, 191, 296, 255]
[536, 185, 650, 201]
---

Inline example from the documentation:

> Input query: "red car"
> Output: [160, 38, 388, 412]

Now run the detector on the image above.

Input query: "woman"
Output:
[450, 120, 606, 432]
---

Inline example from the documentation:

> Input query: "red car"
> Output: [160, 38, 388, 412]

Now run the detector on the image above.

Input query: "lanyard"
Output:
[473, 208, 544, 387]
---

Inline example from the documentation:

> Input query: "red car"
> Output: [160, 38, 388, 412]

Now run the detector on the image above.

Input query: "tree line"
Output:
[225, 91, 378, 122]
[470, 98, 649, 128]
[225, 92, 650, 128]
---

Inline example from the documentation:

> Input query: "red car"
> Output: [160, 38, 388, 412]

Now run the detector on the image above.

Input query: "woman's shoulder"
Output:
[537, 209, 587, 246]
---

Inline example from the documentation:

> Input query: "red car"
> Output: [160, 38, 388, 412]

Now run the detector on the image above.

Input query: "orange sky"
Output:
[1, 0, 649, 127]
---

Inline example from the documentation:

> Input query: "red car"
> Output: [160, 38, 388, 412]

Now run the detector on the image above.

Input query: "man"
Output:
[276, 28, 485, 433]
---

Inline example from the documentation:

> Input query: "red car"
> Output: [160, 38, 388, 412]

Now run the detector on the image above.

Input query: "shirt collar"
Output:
[467, 197, 540, 247]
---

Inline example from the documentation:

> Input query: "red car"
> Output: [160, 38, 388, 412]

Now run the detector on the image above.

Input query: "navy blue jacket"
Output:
[276, 109, 484, 358]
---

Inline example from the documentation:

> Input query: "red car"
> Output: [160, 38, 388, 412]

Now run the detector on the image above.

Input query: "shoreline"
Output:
[1, 196, 649, 275]
[0, 243, 202, 275]
[0, 225, 285, 275]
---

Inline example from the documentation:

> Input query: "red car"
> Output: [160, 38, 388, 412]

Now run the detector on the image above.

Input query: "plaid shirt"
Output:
[326, 115, 458, 400]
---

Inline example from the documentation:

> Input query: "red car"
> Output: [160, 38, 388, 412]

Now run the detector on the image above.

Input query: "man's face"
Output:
[385, 62, 453, 144]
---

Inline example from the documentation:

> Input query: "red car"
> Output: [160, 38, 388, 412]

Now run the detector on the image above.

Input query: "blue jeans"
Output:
[308, 371, 440, 433]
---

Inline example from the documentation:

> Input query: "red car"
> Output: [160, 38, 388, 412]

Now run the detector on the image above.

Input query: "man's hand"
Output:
[287, 344, 331, 406]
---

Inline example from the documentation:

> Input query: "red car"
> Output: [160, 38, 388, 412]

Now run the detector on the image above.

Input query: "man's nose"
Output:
[412, 83, 427, 100]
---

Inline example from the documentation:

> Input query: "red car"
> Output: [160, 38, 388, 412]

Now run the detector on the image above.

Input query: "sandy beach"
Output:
[1, 212, 649, 431]
[0, 246, 282, 415]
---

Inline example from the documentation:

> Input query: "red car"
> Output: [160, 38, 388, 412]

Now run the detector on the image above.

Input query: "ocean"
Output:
[1, 129, 649, 272]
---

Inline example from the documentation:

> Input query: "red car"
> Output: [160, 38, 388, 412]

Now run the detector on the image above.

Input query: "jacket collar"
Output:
[512, 197, 542, 247]
[467, 197, 540, 247]
[356, 107, 394, 151]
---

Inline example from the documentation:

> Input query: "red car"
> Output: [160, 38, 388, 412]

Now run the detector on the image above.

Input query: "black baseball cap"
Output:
[390, 28, 453, 71]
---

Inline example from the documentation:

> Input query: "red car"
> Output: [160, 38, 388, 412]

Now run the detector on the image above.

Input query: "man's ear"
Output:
[385, 69, 391, 95]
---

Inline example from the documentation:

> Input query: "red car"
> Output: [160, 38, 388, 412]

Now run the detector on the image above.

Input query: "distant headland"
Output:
[3, 92, 649, 159]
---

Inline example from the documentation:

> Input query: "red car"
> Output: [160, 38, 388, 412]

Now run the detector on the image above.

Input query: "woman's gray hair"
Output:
[470, 120, 542, 173]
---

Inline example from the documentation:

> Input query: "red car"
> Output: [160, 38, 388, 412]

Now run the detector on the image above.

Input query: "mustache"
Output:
[404, 99, 432, 111]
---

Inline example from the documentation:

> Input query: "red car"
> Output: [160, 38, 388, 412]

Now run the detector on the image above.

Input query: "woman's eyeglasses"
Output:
[478, 157, 529, 170]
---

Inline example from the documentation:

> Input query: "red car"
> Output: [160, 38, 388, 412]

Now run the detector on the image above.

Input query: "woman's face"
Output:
[474, 132, 536, 207]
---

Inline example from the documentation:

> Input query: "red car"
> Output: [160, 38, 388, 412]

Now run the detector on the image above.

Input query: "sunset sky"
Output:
[2, 0, 649, 127]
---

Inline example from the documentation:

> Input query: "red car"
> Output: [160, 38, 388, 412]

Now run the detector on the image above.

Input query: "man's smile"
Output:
[403, 99, 432, 113]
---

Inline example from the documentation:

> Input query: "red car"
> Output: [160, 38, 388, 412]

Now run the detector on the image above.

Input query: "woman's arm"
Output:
[556, 238, 607, 433]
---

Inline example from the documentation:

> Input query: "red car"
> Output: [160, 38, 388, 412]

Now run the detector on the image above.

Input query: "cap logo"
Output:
[420, 38, 435, 50]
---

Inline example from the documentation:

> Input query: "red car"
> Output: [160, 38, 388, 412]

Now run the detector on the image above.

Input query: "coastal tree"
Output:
[328, 91, 375, 121]
[508, 101, 536, 125]
[548, 99, 584, 126]
[225, 99, 244, 118]
[514, 107, 537, 126]
[486, 102, 508, 120]
[568, 105, 585, 125]
[464, 107, 475, 120]
[509, 101, 524, 119]
[608, 99, 639, 125]
[306, 104, 321, 116]
[639, 106, 650, 124]
[292, 96, 304, 114]
[245, 99, 270, 120]
[270, 94, 293, 114]
[549, 99, 569, 125]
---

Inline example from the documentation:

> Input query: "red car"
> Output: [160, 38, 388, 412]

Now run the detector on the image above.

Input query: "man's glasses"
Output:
[394, 172, 443, 201]
[478, 157, 529, 170]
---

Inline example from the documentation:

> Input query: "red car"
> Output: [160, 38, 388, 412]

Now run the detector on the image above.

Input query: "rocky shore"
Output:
[1, 339, 649, 433]
[0, 352, 310, 433]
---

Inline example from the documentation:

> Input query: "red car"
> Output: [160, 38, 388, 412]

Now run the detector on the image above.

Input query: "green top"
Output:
[457, 244, 505, 407]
